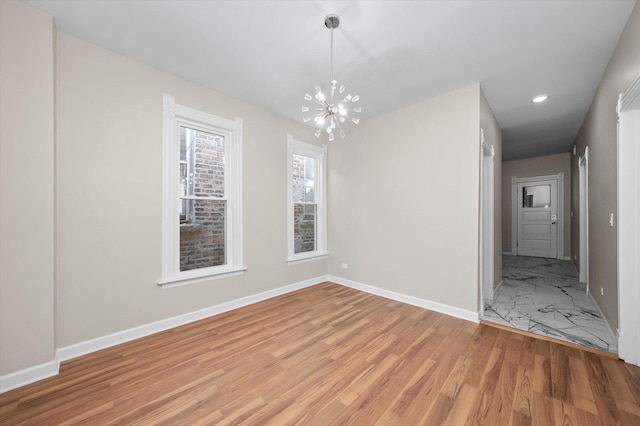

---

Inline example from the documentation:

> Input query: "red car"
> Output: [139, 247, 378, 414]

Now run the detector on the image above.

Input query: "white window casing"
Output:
[160, 94, 244, 287]
[286, 134, 328, 263]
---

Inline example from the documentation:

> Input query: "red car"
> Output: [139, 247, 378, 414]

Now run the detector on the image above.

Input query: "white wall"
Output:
[327, 84, 482, 314]
[55, 33, 326, 348]
[0, 0, 56, 375]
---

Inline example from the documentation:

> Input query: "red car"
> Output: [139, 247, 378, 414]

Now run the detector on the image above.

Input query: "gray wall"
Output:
[54, 33, 327, 348]
[0, 0, 56, 375]
[572, 1, 640, 332]
[327, 84, 483, 314]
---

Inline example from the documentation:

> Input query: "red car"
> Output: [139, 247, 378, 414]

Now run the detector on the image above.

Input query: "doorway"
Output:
[480, 130, 495, 301]
[483, 170, 616, 353]
[578, 148, 589, 291]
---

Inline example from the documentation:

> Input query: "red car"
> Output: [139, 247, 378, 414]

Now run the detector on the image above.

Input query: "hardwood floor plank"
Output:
[1, 282, 639, 425]
[567, 355, 598, 414]
[485, 360, 518, 425]
[441, 384, 478, 426]
[440, 355, 471, 399]
[583, 351, 623, 423]
[512, 365, 533, 417]
[530, 392, 555, 426]
[533, 353, 553, 396]
[550, 342, 571, 402]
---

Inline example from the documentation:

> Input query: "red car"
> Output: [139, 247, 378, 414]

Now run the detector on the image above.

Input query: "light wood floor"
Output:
[2, 282, 639, 425]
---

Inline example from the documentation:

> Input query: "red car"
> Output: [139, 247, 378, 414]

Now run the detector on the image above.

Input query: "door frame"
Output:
[578, 148, 589, 291]
[480, 129, 495, 302]
[511, 173, 564, 259]
[617, 74, 640, 365]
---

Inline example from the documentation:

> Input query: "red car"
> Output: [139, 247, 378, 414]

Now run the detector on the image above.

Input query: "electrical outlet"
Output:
[600, 286, 604, 296]
[574, 254, 577, 260]
[341, 263, 349, 269]
[609, 213, 615, 227]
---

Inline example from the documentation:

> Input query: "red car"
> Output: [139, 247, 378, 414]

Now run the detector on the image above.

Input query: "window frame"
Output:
[160, 94, 244, 287]
[286, 134, 328, 263]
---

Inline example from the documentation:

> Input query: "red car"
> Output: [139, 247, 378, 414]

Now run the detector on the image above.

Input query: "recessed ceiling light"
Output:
[532, 94, 549, 103]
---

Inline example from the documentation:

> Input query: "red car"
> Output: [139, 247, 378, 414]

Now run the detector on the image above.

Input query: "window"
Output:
[160, 94, 244, 287]
[522, 184, 551, 208]
[287, 134, 327, 263]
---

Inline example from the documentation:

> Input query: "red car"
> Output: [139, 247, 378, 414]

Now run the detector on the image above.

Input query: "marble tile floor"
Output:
[482, 255, 617, 353]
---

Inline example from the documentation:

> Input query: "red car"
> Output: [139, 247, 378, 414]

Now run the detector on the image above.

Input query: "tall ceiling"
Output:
[26, 0, 636, 160]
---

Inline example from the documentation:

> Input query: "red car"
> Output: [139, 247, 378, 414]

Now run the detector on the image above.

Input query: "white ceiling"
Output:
[26, 0, 636, 160]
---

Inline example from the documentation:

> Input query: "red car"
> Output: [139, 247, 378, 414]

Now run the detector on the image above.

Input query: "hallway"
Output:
[482, 255, 617, 353]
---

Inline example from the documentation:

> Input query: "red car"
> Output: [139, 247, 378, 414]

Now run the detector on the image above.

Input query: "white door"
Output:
[517, 179, 558, 258]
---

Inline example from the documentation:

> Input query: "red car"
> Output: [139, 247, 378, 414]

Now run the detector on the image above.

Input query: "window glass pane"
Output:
[292, 154, 307, 203]
[523, 184, 551, 208]
[180, 200, 226, 271]
[304, 156, 315, 203]
[294, 203, 316, 253]
[180, 126, 225, 198]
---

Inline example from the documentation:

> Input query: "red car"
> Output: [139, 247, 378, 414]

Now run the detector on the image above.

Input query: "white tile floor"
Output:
[482, 255, 617, 353]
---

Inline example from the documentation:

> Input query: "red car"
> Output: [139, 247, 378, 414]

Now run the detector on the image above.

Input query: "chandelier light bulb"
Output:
[301, 14, 361, 141]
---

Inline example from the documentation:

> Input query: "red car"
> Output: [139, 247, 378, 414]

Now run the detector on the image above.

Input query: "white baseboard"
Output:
[1, 275, 327, 394]
[562, 256, 572, 261]
[0, 355, 59, 393]
[502, 252, 515, 256]
[57, 275, 327, 363]
[2, 274, 482, 393]
[328, 275, 479, 323]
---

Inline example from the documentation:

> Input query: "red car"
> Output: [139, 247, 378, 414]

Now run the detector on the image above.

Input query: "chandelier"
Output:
[302, 14, 361, 141]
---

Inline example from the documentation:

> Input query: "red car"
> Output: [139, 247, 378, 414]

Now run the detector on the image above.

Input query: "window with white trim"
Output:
[287, 134, 328, 263]
[160, 94, 244, 287]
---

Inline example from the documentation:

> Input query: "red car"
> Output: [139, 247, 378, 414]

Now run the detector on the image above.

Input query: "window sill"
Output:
[286, 252, 329, 265]
[158, 266, 247, 289]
